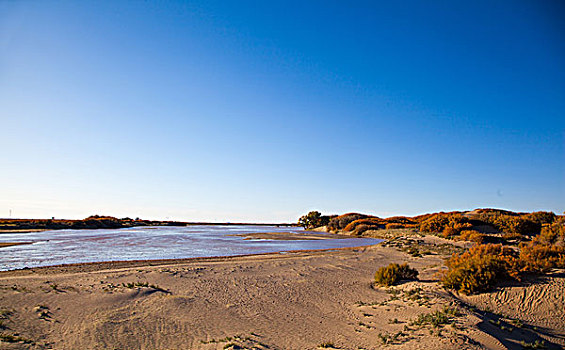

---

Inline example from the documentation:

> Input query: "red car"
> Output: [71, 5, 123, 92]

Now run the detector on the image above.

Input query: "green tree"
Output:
[298, 211, 324, 229]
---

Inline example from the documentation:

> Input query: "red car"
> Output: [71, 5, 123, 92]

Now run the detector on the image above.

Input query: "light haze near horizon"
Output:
[1, 1, 564, 222]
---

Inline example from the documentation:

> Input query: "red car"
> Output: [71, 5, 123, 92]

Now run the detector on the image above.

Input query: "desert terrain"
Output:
[1, 233, 563, 350]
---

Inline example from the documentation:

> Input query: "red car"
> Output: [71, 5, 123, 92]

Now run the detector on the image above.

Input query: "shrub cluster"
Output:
[524, 211, 557, 225]
[327, 213, 370, 232]
[385, 223, 405, 230]
[418, 213, 472, 238]
[441, 244, 520, 295]
[477, 214, 541, 237]
[340, 216, 418, 234]
[518, 222, 565, 273]
[374, 263, 419, 286]
[343, 218, 384, 232]
[519, 243, 565, 273]
[457, 230, 486, 243]
[297, 209, 560, 242]
[442, 224, 565, 294]
[536, 222, 565, 246]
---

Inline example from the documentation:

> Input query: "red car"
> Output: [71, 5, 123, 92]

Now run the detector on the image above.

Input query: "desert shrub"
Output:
[479, 214, 541, 236]
[419, 213, 472, 237]
[519, 243, 565, 273]
[518, 227, 565, 273]
[411, 306, 460, 328]
[441, 226, 458, 238]
[354, 224, 371, 235]
[374, 263, 419, 286]
[441, 244, 520, 295]
[385, 216, 417, 225]
[413, 211, 462, 223]
[536, 222, 565, 246]
[419, 214, 450, 233]
[403, 223, 420, 229]
[458, 230, 486, 243]
[327, 213, 371, 232]
[502, 231, 524, 242]
[385, 223, 405, 230]
[499, 216, 540, 236]
[343, 218, 384, 232]
[524, 211, 556, 225]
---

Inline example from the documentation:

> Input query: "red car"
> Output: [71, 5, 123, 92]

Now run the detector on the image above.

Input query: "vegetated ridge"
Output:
[299, 208, 565, 295]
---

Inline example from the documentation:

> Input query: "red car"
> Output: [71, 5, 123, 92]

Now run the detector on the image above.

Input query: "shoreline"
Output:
[0, 242, 33, 248]
[0, 219, 299, 234]
[0, 243, 380, 276]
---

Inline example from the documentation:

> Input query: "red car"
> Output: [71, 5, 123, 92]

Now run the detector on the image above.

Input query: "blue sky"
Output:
[1, 1, 564, 222]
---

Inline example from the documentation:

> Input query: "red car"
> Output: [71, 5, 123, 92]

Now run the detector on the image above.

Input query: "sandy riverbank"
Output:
[0, 242, 33, 249]
[0, 236, 563, 349]
[228, 231, 351, 240]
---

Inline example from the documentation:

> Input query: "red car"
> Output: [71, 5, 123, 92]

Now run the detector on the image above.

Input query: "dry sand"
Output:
[0, 237, 564, 350]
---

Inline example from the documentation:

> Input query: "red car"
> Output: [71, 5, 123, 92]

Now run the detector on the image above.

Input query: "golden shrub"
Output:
[374, 263, 418, 286]
[385, 223, 405, 230]
[458, 230, 485, 243]
[441, 244, 520, 295]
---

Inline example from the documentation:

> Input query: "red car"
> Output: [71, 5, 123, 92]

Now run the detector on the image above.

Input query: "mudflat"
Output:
[0, 238, 563, 349]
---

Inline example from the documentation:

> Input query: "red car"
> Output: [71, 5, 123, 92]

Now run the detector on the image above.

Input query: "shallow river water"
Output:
[0, 225, 380, 271]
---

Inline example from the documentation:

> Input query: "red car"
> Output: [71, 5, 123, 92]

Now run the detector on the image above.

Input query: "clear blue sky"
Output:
[1, 1, 564, 222]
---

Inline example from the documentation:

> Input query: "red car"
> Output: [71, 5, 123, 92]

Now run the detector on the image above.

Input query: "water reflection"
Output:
[0, 225, 381, 271]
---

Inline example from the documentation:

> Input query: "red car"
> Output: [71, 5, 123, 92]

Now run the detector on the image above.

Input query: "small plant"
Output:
[411, 306, 460, 328]
[374, 263, 418, 286]
[403, 246, 422, 257]
[519, 340, 546, 349]
[0, 310, 12, 320]
[377, 331, 405, 345]
[0, 333, 33, 344]
[34, 305, 50, 320]
[489, 319, 501, 326]
[121, 281, 169, 293]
